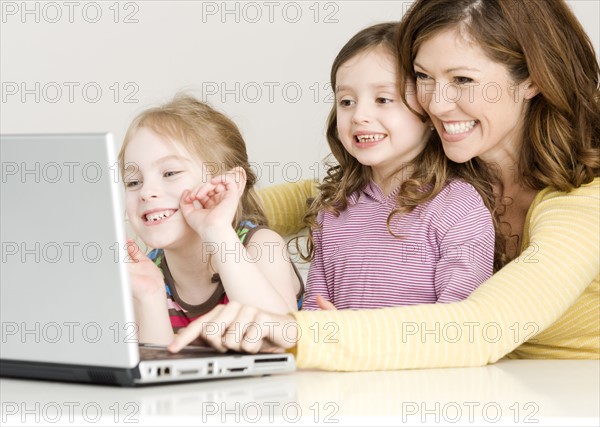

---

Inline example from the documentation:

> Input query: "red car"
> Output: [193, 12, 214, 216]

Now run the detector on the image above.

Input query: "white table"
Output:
[1, 360, 598, 426]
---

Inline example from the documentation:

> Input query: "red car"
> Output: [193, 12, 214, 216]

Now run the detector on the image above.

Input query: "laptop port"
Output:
[177, 369, 200, 376]
[207, 363, 214, 375]
[157, 366, 172, 376]
[254, 357, 288, 364]
[226, 367, 247, 373]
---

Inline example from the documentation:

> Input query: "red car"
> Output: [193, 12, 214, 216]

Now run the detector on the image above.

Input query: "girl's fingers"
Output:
[126, 240, 146, 263]
[190, 183, 215, 202]
[183, 174, 239, 204]
[316, 295, 338, 310]
[181, 189, 190, 203]
[181, 182, 216, 204]
[211, 175, 238, 195]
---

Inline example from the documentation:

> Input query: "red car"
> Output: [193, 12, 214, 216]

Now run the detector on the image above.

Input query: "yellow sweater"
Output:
[258, 178, 600, 370]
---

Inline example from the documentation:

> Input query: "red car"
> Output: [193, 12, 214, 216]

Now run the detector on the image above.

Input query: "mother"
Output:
[171, 0, 599, 369]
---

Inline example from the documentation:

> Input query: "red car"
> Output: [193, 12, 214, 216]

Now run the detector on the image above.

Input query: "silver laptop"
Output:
[0, 133, 295, 386]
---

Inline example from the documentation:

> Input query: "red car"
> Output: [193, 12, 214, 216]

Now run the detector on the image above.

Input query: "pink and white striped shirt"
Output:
[303, 180, 494, 310]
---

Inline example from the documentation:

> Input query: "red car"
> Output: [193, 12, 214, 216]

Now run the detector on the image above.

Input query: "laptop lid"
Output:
[1, 133, 139, 369]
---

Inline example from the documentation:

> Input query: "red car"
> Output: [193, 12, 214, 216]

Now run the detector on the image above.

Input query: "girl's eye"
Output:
[454, 76, 474, 85]
[164, 171, 182, 178]
[376, 97, 393, 104]
[125, 180, 141, 189]
[338, 99, 355, 107]
[414, 71, 430, 80]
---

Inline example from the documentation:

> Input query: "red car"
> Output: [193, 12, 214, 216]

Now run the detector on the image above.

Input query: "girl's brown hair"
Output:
[301, 23, 497, 265]
[118, 94, 267, 228]
[397, 0, 600, 193]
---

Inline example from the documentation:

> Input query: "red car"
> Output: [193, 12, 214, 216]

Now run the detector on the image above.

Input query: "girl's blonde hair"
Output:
[301, 23, 504, 265]
[118, 94, 267, 228]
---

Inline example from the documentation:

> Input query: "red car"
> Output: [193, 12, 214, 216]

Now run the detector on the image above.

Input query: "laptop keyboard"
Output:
[139, 344, 223, 360]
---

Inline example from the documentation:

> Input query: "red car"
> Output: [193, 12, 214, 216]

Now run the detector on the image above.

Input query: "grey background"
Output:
[2, 0, 598, 186]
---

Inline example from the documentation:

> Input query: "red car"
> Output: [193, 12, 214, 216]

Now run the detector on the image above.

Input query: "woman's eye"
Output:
[414, 71, 430, 80]
[454, 76, 474, 85]
[125, 180, 140, 188]
[164, 171, 182, 178]
[376, 97, 393, 104]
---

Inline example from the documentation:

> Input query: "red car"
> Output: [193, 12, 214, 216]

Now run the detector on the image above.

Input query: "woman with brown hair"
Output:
[170, 0, 599, 369]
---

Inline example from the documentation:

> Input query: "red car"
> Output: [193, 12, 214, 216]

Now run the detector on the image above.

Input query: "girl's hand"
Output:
[180, 171, 245, 238]
[126, 239, 165, 301]
[316, 295, 338, 310]
[168, 302, 299, 354]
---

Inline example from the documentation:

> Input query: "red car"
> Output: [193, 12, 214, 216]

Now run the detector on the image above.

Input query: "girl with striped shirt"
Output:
[301, 23, 496, 311]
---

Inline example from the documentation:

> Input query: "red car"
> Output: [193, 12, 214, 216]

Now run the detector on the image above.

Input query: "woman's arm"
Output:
[171, 179, 599, 369]
[257, 180, 318, 236]
[293, 179, 599, 370]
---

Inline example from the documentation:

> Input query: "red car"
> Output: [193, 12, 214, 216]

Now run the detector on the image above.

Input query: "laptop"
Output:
[0, 133, 296, 386]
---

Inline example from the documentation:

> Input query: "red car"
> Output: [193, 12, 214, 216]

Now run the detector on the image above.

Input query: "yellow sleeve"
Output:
[257, 180, 318, 236]
[291, 179, 600, 370]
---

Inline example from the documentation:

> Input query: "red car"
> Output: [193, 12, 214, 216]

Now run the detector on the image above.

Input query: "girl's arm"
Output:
[302, 222, 330, 310]
[432, 182, 495, 303]
[181, 172, 299, 314]
[127, 242, 175, 345]
[133, 295, 174, 345]
[209, 227, 300, 313]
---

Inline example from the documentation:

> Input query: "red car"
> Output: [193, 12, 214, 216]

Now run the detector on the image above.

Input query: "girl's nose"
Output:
[139, 180, 160, 202]
[351, 101, 373, 124]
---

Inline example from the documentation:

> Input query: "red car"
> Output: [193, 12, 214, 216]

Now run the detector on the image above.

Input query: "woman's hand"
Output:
[168, 302, 299, 354]
[126, 239, 164, 301]
[179, 172, 244, 239]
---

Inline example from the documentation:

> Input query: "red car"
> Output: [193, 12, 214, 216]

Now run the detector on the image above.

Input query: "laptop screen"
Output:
[1, 134, 139, 368]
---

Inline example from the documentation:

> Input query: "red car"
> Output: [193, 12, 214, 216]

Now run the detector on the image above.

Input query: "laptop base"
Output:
[0, 359, 140, 387]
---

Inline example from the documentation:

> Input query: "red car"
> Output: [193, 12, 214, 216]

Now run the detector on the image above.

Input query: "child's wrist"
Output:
[132, 284, 166, 303]
[198, 224, 235, 242]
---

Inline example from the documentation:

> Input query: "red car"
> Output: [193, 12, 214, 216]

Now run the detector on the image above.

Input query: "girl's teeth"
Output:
[356, 134, 385, 142]
[443, 120, 477, 135]
[146, 210, 175, 222]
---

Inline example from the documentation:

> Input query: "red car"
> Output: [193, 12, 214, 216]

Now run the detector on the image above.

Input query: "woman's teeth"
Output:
[443, 120, 478, 135]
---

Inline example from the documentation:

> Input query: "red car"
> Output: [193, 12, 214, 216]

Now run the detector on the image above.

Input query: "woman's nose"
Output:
[419, 81, 458, 117]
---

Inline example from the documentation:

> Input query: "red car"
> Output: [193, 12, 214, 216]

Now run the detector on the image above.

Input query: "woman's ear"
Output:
[523, 79, 540, 100]
[229, 166, 247, 193]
